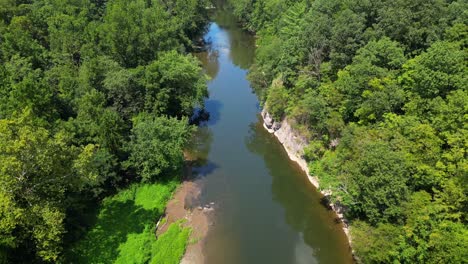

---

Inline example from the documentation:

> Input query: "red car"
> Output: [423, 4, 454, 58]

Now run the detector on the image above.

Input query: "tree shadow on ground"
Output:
[66, 199, 158, 264]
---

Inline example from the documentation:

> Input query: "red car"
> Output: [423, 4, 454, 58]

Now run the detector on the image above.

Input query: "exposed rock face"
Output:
[261, 108, 352, 245]
[263, 110, 274, 129]
[262, 110, 282, 132]
[261, 109, 320, 187]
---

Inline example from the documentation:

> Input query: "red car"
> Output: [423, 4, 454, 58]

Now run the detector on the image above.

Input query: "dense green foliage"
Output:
[0, 0, 208, 262]
[229, 0, 467, 262]
[67, 182, 190, 264]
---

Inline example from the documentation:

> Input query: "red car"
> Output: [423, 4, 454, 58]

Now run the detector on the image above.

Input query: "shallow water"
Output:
[190, 10, 353, 264]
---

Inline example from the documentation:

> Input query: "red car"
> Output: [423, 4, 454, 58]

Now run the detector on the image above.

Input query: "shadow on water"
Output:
[193, 161, 219, 178]
[186, 120, 220, 179]
[196, 99, 223, 126]
[245, 118, 354, 263]
[190, 98, 223, 127]
[205, 100, 222, 125]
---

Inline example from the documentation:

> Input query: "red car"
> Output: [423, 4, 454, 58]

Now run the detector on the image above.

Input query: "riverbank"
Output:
[178, 7, 354, 263]
[160, 160, 215, 264]
[261, 109, 353, 247]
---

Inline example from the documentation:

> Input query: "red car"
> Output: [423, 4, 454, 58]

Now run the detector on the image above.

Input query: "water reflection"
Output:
[186, 126, 213, 168]
[213, 10, 255, 69]
[245, 119, 353, 263]
[194, 49, 220, 81]
[189, 4, 353, 264]
[194, 9, 255, 79]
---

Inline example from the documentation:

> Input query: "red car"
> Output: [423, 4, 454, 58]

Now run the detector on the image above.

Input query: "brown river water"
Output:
[189, 8, 353, 264]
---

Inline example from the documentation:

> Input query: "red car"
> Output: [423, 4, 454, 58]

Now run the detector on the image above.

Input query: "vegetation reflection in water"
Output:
[190, 9, 353, 264]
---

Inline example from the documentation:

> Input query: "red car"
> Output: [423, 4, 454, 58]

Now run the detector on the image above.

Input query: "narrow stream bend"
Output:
[191, 10, 353, 264]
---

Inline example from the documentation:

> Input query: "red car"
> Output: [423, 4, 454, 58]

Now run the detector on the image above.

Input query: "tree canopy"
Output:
[229, 0, 467, 262]
[0, 0, 209, 262]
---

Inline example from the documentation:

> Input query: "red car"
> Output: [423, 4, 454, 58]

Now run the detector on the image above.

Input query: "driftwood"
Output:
[154, 213, 167, 238]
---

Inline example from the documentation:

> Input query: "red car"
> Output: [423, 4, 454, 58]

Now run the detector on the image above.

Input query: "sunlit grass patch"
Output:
[66, 181, 190, 264]
[149, 220, 191, 264]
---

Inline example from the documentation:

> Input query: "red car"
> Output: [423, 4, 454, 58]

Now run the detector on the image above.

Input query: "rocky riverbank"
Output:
[261, 109, 352, 246]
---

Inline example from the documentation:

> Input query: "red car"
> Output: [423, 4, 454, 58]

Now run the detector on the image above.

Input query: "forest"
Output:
[228, 0, 467, 263]
[0, 0, 209, 262]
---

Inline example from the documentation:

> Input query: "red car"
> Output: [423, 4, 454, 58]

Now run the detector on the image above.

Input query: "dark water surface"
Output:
[191, 10, 353, 264]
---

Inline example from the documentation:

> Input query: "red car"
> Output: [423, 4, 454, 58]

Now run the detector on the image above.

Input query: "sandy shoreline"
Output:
[159, 161, 212, 264]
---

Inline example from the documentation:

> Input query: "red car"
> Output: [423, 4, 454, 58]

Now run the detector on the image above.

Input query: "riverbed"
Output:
[187, 9, 353, 264]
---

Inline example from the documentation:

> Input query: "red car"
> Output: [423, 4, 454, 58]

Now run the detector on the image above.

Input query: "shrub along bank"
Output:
[228, 0, 467, 262]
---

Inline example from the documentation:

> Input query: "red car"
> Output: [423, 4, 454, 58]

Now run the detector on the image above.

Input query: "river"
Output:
[189, 9, 353, 264]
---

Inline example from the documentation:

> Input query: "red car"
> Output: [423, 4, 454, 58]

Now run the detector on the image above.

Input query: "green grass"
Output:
[149, 220, 191, 264]
[66, 181, 191, 264]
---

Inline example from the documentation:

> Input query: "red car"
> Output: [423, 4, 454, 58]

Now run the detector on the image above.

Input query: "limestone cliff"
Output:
[261, 109, 352, 245]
